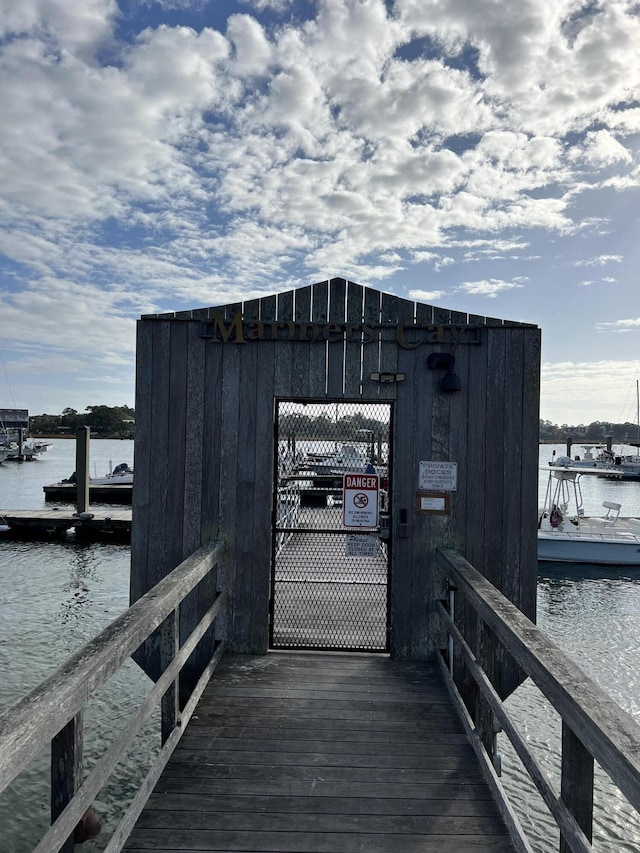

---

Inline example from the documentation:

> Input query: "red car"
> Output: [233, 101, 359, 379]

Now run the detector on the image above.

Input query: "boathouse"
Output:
[131, 278, 540, 700]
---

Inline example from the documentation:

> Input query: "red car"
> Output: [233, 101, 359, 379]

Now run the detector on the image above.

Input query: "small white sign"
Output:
[346, 534, 378, 557]
[419, 461, 457, 492]
[343, 473, 379, 528]
[420, 496, 446, 512]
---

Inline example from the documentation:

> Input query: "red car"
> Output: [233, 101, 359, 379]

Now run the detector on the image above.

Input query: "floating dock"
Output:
[43, 483, 133, 503]
[0, 509, 132, 541]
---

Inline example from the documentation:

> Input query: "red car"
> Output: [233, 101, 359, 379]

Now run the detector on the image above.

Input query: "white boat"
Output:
[538, 467, 640, 565]
[549, 445, 640, 481]
[48, 462, 133, 489]
[301, 444, 379, 475]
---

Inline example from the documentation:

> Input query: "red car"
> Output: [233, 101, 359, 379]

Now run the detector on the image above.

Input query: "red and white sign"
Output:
[343, 474, 379, 528]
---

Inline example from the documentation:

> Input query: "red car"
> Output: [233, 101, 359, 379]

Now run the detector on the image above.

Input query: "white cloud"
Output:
[597, 318, 640, 333]
[583, 130, 634, 167]
[408, 289, 446, 302]
[458, 279, 525, 298]
[574, 255, 623, 267]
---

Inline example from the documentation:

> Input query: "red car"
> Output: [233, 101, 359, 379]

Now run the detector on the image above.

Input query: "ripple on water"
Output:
[0, 538, 158, 852]
[499, 570, 640, 852]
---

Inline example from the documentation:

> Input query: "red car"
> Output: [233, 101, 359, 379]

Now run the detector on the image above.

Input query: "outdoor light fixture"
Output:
[370, 372, 406, 383]
[427, 352, 462, 393]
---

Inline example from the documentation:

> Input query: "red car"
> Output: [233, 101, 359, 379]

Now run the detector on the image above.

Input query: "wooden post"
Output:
[476, 618, 496, 755]
[160, 609, 179, 744]
[51, 712, 83, 853]
[75, 427, 90, 514]
[560, 722, 594, 852]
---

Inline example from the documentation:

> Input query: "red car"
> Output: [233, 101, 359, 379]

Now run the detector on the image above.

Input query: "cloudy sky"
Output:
[1, 0, 639, 427]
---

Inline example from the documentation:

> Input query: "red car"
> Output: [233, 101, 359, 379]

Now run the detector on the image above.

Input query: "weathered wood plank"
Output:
[124, 653, 515, 852]
[292, 285, 312, 398]
[327, 277, 346, 396]
[344, 280, 364, 397]
[310, 279, 329, 396]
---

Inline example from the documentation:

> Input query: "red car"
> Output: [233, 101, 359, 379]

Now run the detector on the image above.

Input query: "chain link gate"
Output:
[270, 401, 392, 651]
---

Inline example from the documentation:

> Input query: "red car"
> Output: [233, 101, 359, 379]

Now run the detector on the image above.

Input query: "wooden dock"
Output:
[43, 482, 133, 503]
[123, 652, 516, 852]
[0, 509, 132, 540]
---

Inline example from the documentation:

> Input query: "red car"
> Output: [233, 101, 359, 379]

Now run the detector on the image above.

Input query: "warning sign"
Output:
[419, 461, 457, 492]
[343, 474, 379, 528]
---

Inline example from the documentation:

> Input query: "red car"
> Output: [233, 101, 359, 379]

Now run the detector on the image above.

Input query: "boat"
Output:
[4, 438, 52, 460]
[0, 445, 10, 464]
[43, 462, 133, 503]
[538, 467, 640, 565]
[549, 445, 640, 481]
[301, 443, 372, 474]
[548, 381, 640, 481]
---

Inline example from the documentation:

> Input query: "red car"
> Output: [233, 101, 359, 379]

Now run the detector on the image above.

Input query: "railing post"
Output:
[447, 584, 456, 676]
[51, 711, 83, 853]
[476, 617, 496, 756]
[160, 609, 179, 745]
[560, 722, 594, 852]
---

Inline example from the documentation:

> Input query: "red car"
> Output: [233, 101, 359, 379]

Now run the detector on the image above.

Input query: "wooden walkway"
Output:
[124, 652, 516, 852]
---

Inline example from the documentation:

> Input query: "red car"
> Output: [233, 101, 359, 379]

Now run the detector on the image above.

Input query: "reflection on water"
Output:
[0, 533, 158, 853]
[500, 564, 640, 852]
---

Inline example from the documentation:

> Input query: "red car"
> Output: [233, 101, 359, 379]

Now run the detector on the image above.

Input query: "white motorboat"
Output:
[47, 462, 133, 489]
[302, 444, 371, 473]
[538, 467, 640, 565]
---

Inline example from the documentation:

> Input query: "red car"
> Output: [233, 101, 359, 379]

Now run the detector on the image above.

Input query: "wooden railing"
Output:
[0, 538, 229, 853]
[436, 547, 640, 853]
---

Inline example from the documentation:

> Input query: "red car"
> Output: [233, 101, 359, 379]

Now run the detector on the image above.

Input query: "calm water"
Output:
[1, 441, 640, 851]
[499, 445, 640, 852]
[0, 439, 158, 853]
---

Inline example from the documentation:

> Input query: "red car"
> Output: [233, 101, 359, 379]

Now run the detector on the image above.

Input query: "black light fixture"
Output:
[427, 352, 462, 393]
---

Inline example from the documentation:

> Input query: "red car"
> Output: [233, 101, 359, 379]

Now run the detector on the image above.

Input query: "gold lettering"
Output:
[361, 324, 376, 344]
[266, 321, 288, 339]
[450, 326, 467, 346]
[298, 322, 320, 342]
[246, 321, 264, 340]
[212, 311, 245, 343]
[396, 321, 421, 350]
[344, 323, 360, 342]
[323, 323, 343, 342]
[426, 324, 444, 343]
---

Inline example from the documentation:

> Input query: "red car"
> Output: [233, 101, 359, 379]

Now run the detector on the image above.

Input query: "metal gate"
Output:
[270, 401, 391, 651]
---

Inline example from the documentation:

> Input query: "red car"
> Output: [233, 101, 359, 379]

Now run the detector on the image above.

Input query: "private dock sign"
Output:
[343, 474, 379, 528]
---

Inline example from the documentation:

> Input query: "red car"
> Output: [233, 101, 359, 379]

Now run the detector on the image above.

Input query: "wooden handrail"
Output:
[437, 546, 640, 852]
[0, 538, 229, 852]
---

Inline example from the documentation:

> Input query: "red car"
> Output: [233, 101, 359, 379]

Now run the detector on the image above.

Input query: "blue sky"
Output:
[1, 0, 640, 426]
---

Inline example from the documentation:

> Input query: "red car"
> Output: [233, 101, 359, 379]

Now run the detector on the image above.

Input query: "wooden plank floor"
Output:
[124, 652, 516, 852]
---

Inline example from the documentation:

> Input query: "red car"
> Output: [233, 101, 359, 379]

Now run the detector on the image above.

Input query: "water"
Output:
[2, 441, 640, 851]
[0, 439, 158, 853]
[498, 445, 640, 852]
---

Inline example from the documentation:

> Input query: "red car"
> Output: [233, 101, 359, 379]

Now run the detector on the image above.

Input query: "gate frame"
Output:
[269, 397, 394, 653]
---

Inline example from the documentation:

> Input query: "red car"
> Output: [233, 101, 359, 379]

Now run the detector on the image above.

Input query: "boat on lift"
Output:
[538, 467, 640, 565]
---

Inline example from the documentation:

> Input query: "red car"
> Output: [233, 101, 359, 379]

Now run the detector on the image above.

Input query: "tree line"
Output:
[30, 406, 135, 438]
[539, 419, 640, 444]
[27, 406, 639, 444]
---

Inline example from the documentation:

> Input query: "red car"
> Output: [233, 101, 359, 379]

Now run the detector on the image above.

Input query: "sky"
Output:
[1, 0, 639, 427]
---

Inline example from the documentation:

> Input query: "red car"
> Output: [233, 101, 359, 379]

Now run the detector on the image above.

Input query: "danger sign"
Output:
[343, 474, 379, 528]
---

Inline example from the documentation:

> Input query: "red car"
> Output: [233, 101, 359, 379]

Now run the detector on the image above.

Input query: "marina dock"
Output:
[0, 508, 132, 540]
